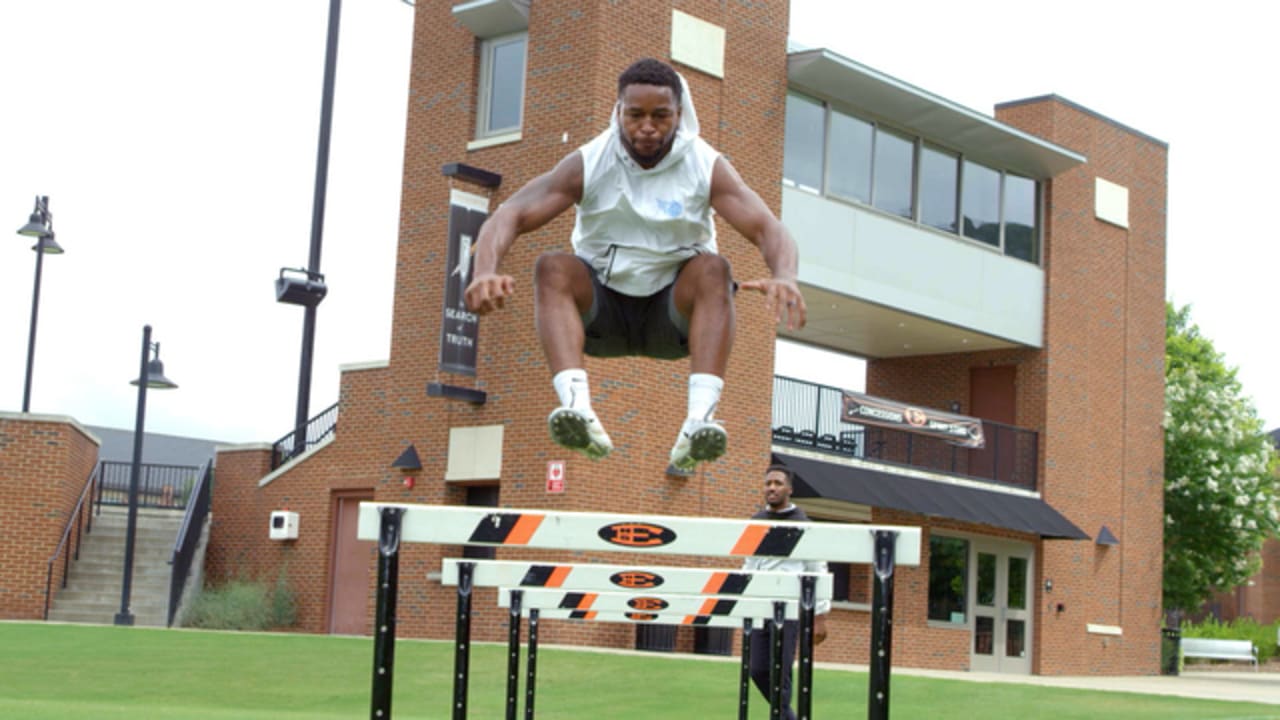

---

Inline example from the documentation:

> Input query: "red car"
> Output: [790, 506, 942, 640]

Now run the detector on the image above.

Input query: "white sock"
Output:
[687, 373, 724, 421]
[553, 369, 592, 411]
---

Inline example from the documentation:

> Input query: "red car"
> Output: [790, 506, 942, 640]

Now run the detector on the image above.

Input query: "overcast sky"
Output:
[1, 1, 1275, 446]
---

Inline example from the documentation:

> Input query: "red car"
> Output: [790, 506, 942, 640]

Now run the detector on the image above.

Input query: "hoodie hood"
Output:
[608, 71, 700, 172]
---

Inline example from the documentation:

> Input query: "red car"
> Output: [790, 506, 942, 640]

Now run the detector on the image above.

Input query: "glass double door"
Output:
[969, 539, 1032, 674]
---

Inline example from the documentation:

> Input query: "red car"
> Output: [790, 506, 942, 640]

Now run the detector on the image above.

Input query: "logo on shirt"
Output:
[656, 199, 683, 218]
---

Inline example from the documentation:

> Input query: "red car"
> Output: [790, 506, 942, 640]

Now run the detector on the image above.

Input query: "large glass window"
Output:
[477, 33, 526, 138]
[872, 128, 914, 219]
[1003, 174, 1038, 263]
[920, 145, 959, 233]
[827, 110, 873, 204]
[784, 93, 826, 191]
[961, 160, 1001, 247]
[927, 535, 969, 623]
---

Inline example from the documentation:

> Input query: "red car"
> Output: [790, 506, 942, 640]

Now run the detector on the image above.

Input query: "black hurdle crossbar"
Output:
[525, 608, 540, 719]
[453, 561, 475, 719]
[506, 589, 523, 720]
[370, 507, 404, 720]
[798, 574, 816, 720]
[739, 619, 752, 720]
[868, 530, 898, 720]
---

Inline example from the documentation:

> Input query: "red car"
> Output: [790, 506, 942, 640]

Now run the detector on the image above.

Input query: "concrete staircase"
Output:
[47, 506, 185, 627]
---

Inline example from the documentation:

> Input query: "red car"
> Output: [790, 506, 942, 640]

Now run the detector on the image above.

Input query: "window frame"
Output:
[475, 31, 527, 140]
[926, 533, 970, 626]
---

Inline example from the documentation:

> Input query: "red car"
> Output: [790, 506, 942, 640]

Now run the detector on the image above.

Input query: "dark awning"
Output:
[773, 452, 1089, 540]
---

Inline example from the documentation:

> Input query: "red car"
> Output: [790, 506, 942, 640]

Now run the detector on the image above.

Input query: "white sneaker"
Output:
[669, 418, 727, 471]
[547, 406, 613, 460]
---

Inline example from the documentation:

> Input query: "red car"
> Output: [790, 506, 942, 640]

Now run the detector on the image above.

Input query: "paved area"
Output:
[815, 663, 1280, 706]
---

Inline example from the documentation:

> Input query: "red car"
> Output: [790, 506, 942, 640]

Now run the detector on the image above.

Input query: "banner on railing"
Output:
[840, 391, 985, 448]
[438, 188, 488, 375]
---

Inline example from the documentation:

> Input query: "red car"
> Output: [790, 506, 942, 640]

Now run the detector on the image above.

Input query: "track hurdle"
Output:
[359, 502, 921, 720]
[442, 559, 832, 719]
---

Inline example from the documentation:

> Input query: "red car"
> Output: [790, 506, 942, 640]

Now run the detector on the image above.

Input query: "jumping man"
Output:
[464, 58, 805, 471]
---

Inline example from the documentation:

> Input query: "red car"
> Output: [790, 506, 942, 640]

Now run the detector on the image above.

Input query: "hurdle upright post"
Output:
[525, 608, 539, 720]
[797, 574, 816, 720]
[738, 619, 752, 720]
[506, 589, 523, 720]
[370, 507, 404, 720]
[769, 601, 784, 720]
[868, 530, 898, 720]
[453, 561, 475, 720]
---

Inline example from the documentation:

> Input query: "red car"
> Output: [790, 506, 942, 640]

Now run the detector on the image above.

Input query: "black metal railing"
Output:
[271, 401, 339, 470]
[771, 376, 1039, 492]
[45, 463, 102, 619]
[97, 461, 203, 510]
[168, 460, 213, 627]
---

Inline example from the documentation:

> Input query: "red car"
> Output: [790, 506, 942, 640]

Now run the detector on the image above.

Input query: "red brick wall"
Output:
[0, 414, 99, 619]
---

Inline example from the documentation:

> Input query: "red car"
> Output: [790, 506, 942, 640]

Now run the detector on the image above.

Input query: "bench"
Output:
[1181, 637, 1259, 670]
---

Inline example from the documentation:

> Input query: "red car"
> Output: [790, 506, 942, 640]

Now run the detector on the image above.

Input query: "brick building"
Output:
[204, 0, 1167, 676]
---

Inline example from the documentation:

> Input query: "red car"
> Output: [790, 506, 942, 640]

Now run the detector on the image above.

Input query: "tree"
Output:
[1164, 303, 1279, 613]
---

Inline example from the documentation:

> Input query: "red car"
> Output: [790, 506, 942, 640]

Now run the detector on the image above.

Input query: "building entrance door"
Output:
[328, 491, 375, 635]
[969, 539, 1033, 674]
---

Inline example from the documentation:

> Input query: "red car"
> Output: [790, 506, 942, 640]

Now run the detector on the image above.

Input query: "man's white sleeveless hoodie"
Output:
[571, 74, 721, 297]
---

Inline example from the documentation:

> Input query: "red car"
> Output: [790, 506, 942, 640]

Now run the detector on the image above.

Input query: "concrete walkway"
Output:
[816, 663, 1280, 706]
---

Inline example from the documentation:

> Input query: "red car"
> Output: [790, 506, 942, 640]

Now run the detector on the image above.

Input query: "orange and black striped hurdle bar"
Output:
[359, 503, 920, 720]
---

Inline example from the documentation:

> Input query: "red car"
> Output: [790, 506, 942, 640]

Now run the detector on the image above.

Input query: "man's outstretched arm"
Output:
[465, 152, 584, 315]
[708, 156, 806, 330]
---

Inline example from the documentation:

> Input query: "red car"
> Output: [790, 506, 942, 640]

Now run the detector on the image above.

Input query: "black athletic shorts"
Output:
[578, 257, 691, 360]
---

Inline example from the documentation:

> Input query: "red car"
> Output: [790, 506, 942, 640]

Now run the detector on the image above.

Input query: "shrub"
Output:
[184, 575, 296, 632]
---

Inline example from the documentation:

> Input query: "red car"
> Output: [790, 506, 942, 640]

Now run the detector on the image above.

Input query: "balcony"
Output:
[771, 376, 1039, 492]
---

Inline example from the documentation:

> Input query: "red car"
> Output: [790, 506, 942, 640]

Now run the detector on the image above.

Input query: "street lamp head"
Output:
[17, 211, 50, 238]
[130, 339, 179, 389]
[31, 231, 64, 254]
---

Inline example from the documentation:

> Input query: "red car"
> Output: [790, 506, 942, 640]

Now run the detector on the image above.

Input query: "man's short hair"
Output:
[765, 463, 794, 486]
[617, 58, 682, 105]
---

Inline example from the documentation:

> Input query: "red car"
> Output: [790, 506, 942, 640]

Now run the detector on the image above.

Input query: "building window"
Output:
[827, 109, 872, 204]
[783, 92, 825, 192]
[1003, 174, 1038, 263]
[920, 144, 959, 233]
[831, 562, 871, 604]
[927, 534, 968, 623]
[872, 127, 915, 219]
[462, 484, 499, 560]
[477, 33, 526, 138]
[961, 159, 1001, 247]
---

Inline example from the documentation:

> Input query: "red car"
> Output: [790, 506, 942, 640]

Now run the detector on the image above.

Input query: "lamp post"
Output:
[114, 325, 178, 626]
[15, 195, 64, 413]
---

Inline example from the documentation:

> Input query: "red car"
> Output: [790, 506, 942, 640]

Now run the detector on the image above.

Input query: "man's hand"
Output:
[814, 614, 828, 645]
[465, 273, 516, 315]
[739, 277, 807, 330]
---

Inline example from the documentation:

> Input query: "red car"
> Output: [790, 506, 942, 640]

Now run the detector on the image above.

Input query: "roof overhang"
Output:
[774, 451, 1089, 540]
[787, 48, 1086, 179]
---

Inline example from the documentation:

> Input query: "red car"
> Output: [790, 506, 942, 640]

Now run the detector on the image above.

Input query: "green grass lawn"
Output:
[1, 622, 1275, 719]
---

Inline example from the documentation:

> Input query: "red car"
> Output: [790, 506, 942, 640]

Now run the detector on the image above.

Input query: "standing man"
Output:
[744, 463, 829, 720]
[464, 58, 805, 472]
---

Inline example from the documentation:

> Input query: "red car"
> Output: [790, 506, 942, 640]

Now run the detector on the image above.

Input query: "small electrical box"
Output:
[269, 510, 299, 540]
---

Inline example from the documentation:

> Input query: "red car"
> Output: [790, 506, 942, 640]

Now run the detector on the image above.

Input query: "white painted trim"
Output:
[467, 131, 522, 151]
[1086, 623, 1123, 636]
[0, 411, 101, 445]
[339, 359, 389, 372]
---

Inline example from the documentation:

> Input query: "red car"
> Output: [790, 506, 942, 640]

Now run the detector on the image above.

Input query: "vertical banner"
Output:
[439, 188, 489, 375]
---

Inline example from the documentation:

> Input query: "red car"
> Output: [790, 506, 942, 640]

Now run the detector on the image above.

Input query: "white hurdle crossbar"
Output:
[361, 502, 921, 720]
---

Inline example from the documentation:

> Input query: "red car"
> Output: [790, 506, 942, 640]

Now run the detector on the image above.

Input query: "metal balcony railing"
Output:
[271, 401, 339, 470]
[771, 376, 1039, 492]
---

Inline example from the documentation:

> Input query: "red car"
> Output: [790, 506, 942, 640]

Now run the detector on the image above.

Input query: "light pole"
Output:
[114, 325, 178, 626]
[15, 195, 65, 413]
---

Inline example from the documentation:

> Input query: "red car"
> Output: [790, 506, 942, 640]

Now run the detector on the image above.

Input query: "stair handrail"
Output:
[44, 462, 103, 620]
[167, 459, 213, 627]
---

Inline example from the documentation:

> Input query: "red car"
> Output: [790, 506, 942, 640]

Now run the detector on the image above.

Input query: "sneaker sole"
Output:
[548, 410, 611, 459]
[687, 426, 728, 463]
